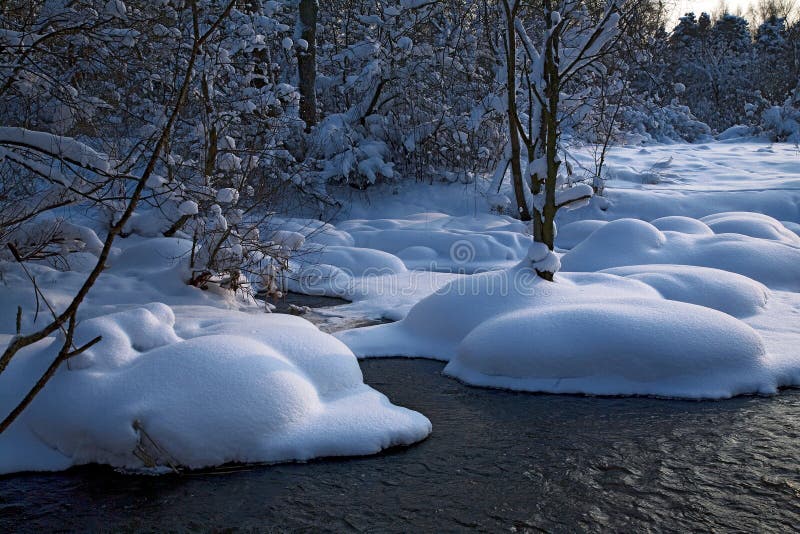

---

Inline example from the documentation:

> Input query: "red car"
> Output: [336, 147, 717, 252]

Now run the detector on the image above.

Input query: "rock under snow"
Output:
[600, 264, 769, 318]
[700, 212, 800, 244]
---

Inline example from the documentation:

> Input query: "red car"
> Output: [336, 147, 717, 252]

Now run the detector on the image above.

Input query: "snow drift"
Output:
[337, 259, 800, 399]
[560, 217, 800, 290]
[0, 239, 431, 475]
[447, 299, 771, 398]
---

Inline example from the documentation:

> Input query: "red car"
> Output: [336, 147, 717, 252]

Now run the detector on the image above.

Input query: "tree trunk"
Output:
[503, 1, 531, 221]
[537, 2, 561, 281]
[298, 0, 318, 132]
[530, 118, 547, 243]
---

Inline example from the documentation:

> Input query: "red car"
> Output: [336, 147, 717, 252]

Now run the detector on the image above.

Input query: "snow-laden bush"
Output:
[758, 92, 800, 143]
[0, 0, 310, 299]
[620, 97, 712, 143]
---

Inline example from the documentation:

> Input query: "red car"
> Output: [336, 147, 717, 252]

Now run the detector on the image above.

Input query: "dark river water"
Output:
[1, 357, 799, 532]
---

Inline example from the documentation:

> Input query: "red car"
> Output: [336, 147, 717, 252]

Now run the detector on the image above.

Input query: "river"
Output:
[1, 356, 799, 531]
[2, 292, 800, 532]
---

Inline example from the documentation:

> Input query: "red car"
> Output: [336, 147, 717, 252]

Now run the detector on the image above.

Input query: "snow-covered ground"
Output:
[564, 141, 800, 224]
[312, 142, 800, 399]
[0, 238, 430, 475]
[2, 141, 799, 475]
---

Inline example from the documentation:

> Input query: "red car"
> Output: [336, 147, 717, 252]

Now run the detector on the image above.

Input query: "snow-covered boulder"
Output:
[336, 266, 662, 362]
[650, 216, 714, 235]
[700, 212, 800, 244]
[600, 265, 769, 318]
[555, 220, 607, 249]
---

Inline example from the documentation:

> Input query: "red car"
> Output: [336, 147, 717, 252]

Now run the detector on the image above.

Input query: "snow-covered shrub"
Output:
[759, 100, 800, 143]
[304, 113, 394, 189]
[0, 0, 310, 299]
[306, 0, 501, 188]
[620, 96, 712, 143]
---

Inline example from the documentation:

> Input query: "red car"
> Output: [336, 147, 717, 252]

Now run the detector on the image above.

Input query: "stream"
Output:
[1, 297, 799, 532]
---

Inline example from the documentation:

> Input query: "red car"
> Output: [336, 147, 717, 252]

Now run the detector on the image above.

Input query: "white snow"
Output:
[337, 260, 798, 399]
[4, 140, 800, 475]
[563, 142, 800, 224]
[178, 200, 199, 216]
[337, 212, 530, 273]
[448, 299, 771, 399]
[599, 264, 769, 318]
[560, 217, 800, 290]
[331, 141, 800, 400]
[215, 187, 239, 204]
[0, 127, 111, 172]
[0, 237, 430, 475]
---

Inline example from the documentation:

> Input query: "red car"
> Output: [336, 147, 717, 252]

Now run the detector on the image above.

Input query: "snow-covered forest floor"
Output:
[1, 140, 799, 475]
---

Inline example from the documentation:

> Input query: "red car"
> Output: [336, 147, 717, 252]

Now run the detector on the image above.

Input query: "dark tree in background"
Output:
[298, 0, 318, 131]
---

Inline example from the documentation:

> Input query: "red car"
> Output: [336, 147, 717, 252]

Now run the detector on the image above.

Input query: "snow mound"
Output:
[339, 213, 529, 272]
[600, 265, 769, 318]
[303, 245, 407, 277]
[445, 300, 771, 399]
[0, 306, 431, 474]
[555, 220, 607, 249]
[561, 217, 800, 290]
[69, 303, 181, 370]
[272, 218, 355, 247]
[717, 125, 753, 140]
[651, 216, 713, 235]
[112, 237, 194, 271]
[782, 220, 800, 236]
[337, 266, 661, 361]
[337, 262, 798, 399]
[700, 212, 800, 244]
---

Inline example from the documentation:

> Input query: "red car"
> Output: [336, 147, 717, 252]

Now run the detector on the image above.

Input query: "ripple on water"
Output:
[1, 358, 799, 531]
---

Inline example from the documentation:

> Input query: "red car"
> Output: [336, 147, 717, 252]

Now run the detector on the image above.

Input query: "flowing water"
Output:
[1, 297, 799, 532]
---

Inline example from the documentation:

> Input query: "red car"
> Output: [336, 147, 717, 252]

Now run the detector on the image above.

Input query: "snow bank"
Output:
[337, 260, 799, 399]
[561, 218, 800, 290]
[446, 300, 771, 399]
[562, 143, 800, 225]
[0, 238, 431, 475]
[0, 307, 430, 474]
[600, 265, 769, 318]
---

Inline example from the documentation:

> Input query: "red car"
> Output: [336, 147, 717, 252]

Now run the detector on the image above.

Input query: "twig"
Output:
[7, 243, 74, 349]
[0, 314, 100, 434]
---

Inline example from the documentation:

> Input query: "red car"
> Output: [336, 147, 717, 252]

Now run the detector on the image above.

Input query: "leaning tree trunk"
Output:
[297, 0, 318, 132]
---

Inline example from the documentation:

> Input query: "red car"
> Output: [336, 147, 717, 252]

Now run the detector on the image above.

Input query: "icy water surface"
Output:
[1, 358, 799, 532]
